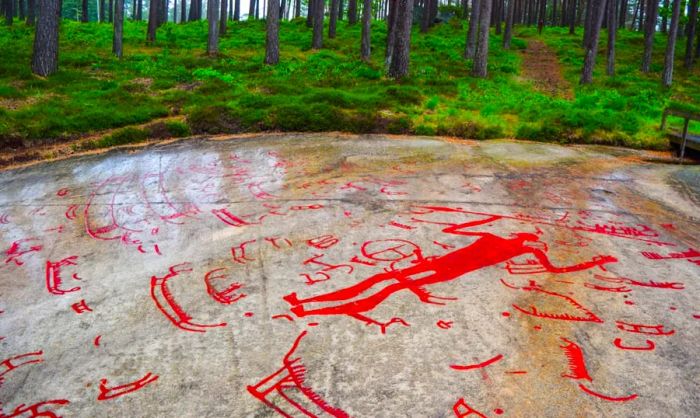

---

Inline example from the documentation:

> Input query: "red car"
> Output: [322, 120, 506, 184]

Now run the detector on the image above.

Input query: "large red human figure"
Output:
[284, 217, 617, 332]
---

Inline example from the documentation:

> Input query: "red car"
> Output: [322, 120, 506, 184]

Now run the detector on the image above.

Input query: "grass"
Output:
[1, 17, 699, 151]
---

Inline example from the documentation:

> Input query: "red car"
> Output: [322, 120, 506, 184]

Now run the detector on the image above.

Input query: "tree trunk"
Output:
[504, 0, 515, 48]
[662, 0, 680, 87]
[312, 0, 324, 49]
[661, 0, 669, 32]
[348, 0, 357, 24]
[220, 0, 228, 34]
[569, 0, 576, 34]
[306, 0, 314, 25]
[494, 0, 502, 35]
[421, 0, 431, 32]
[113, 0, 124, 57]
[580, 0, 608, 84]
[473, 0, 492, 77]
[360, 0, 371, 60]
[248, 0, 256, 19]
[294, 0, 300, 18]
[31, 0, 60, 76]
[265, 0, 280, 63]
[234, 0, 240, 19]
[181, 0, 187, 21]
[385, 0, 397, 66]
[619, 0, 627, 28]
[387, 0, 414, 79]
[147, 0, 158, 41]
[537, 0, 545, 33]
[108, 0, 113, 22]
[466, 0, 480, 58]
[684, 0, 698, 68]
[329, 0, 338, 38]
[641, 0, 659, 72]
[26, 0, 35, 25]
[207, 0, 220, 55]
[607, 0, 617, 75]
[137, 0, 142, 20]
[3, 0, 12, 25]
[81, 0, 88, 22]
[100, 0, 105, 21]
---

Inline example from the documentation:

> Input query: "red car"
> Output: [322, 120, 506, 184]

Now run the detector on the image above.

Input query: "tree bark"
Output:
[234, 0, 240, 19]
[220, 0, 228, 34]
[147, 0, 159, 42]
[306, 0, 314, 26]
[207, 0, 220, 55]
[109, 0, 113, 22]
[31, 0, 60, 76]
[684, 0, 698, 68]
[537, 0, 545, 33]
[494, 0, 502, 35]
[348, 0, 357, 24]
[113, 0, 124, 58]
[466, 0, 480, 58]
[387, 0, 414, 79]
[26, 0, 35, 25]
[661, 0, 669, 32]
[329, 0, 338, 38]
[312, 0, 324, 49]
[580, 0, 608, 84]
[641, 0, 659, 72]
[137, 0, 142, 20]
[81, 0, 88, 22]
[265, 0, 280, 64]
[569, 0, 576, 34]
[3, 0, 13, 25]
[294, 0, 300, 18]
[248, 0, 256, 19]
[607, 0, 617, 75]
[100, 0, 105, 21]
[662, 0, 680, 87]
[504, 0, 515, 49]
[473, 0, 492, 78]
[181, 0, 187, 21]
[385, 0, 397, 66]
[360, 0, 371, 60]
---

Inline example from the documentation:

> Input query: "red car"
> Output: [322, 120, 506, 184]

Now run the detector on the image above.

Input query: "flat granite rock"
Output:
[0, 134, 698, 417]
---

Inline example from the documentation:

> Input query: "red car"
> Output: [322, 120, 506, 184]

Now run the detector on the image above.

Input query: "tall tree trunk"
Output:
[248, 0, 256, 19]
[312, 0, 324, 49]
[466, 0, 481, 58]
[220, 0, 228, 34]
[147, 0, 159, 42]
[100, 0, 105, 21]
[329, 0, 338, 37]
[137, 0, 142, 20]
[360, 0, 371, 60]
[607, 0, 617, 75]
[109, 0, 113, 22]
[32, 0, 60, 76]
[348, 0, 357, 24]
[81, 0, 88, 22]
[181, 0, 187, 21]
[662, 0, 680, 87]
[113, 0, 124, 57]
[569, 0, 576, 34]
[619, 0, 627, 28]
[294, 0, 300, 18]
[26, 0, 35, 25]
[385, 0, 397, 66]
[234, 0, 240, 19]
[3, 0, 13, 25]
[537, 0, 545, 33]
[306, 0, 314, 26]
[641, 0, 659, 72]
[580, 0, 608, 84]
[387, 0, 414, 79]
[265, 0, 280, 63]
[473, 0, 492, 77]
[18, 0, 25, 21]
[494, 0, 502, 34]
[661, 0, 669, 32]
[684, 0, 698, 68]
[421, 0, 432, 32]
[207, 0, 220, 55]
[504, 0, 515, 48]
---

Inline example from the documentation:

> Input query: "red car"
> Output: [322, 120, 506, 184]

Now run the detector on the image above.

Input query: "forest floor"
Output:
[520, 39, 573, 99]
[1, 19, 700, 159]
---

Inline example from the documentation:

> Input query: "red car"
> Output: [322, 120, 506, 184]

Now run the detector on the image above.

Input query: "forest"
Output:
[1, 0, 699, 152]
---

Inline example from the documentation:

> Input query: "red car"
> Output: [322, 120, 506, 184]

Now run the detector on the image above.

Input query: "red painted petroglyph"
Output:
[0, 400, 69, 418]
[577, 384, 638, 402]
[204, 268, 246, 305]
[560, 338, 592, 381]
[451, 354, 504, 372]
[247, 331, 350, 418]
[4, 238, 42, 266]
[615, 321, 675, 336]
[97, 373, 159, 400]
[45, 256, 81, 295]
[613, 338, 655, 351]
[150, 263, 227, 333]
[70, 299, 92, 314]
[509, 281, 604, 323]
[452, 399, 488, 418]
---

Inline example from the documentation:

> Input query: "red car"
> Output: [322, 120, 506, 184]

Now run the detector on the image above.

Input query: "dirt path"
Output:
[521, 39, 573, 99]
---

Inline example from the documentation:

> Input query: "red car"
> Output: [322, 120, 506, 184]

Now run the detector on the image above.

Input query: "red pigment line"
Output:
[613, 338, 655, 351]
[505, 371, 528, 375]
[578, 384, 638, 402]
[94, 336, 101, 347]
[450, 354, 504, 371]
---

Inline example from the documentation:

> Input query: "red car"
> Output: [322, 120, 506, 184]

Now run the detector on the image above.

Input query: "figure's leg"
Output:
[409, 286, 458, 305]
